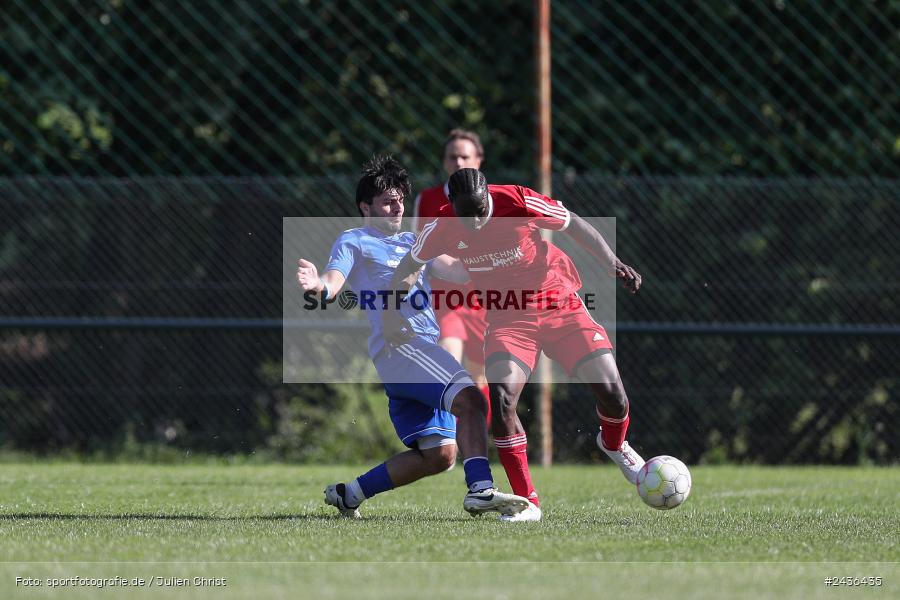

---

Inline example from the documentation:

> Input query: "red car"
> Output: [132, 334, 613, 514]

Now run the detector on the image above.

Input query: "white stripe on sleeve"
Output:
[411, 219, 438, 263]
[524, 196, 571, 230]
[524, 195, 569, 219]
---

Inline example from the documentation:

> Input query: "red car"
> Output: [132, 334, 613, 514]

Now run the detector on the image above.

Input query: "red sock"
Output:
[598, 408, 630, 451]
[480, 384, 491, 429]
[495, 434, 540, 507]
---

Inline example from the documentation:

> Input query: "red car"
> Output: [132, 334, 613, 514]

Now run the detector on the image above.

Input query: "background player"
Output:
[296, 156, 528, 519]
[387, 168, 645, 522]
[412, 129, 491, 422]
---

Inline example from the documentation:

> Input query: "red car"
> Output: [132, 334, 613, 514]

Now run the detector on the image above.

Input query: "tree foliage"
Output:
[2, 1, 898, 177]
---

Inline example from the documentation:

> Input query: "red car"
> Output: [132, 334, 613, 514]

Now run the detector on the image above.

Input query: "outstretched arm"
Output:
[563, 213, 642, 294]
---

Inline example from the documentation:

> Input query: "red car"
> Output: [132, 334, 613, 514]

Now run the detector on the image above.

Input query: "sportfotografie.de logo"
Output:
[302, 288, 597, 311]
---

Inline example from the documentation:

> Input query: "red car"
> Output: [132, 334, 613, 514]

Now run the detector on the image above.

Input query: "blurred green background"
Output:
[0, 1, 897, 464]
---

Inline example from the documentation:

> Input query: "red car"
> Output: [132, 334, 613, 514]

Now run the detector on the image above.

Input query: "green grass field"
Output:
[1, 462, 897, 599]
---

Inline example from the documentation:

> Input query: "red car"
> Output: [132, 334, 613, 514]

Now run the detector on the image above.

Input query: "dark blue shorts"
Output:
[374, 337, 474, 447]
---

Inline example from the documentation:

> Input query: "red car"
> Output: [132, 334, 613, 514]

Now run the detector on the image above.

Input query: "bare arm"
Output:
[390, 252, 425, 290]
[427, 255, 471, 284]
[563, 213, 642, 293]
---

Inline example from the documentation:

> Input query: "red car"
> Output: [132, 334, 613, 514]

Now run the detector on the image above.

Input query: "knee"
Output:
[491, 383, 519, 415]
[424, 445, 457, 473]
[592, 381, 628, 417]
[455, 387, 487, 419]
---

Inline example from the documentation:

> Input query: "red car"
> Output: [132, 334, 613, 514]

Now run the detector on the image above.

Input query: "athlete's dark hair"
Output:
[355, 155, 411, 217]
[443, 128, 484, 159]
[447, 168, 488, 215]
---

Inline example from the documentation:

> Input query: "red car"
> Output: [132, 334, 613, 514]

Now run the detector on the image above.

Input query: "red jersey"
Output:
[411, 184, 580, 299]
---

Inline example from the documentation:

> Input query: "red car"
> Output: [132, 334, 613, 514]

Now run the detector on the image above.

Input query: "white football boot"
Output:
[597, 429, 645, 484]
[324, 483, 362, 519]
[499, 502, 542, 522]
[463, 488, 530, 517]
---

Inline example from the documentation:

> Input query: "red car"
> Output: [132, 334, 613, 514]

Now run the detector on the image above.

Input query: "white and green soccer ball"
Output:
[635, 455, 691, 510]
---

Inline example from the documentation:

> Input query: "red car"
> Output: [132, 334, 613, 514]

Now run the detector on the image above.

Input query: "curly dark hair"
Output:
[355, 155, 411, 216]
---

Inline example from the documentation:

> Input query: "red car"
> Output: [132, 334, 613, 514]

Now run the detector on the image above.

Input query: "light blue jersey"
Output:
[325, 226, 440, 358]
[324, 225, 468, 448]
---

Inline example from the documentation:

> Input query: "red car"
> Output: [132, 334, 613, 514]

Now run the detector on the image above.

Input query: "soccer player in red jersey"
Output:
[386, 168, 645, 521]
[413, 129, 491, 423]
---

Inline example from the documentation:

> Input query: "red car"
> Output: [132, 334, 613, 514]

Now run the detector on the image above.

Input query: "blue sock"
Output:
[463, 456, 493, 492]
[357, 463, 394, 499]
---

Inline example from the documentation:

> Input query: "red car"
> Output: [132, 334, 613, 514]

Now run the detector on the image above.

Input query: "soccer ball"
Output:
[635, 455, 691, 510]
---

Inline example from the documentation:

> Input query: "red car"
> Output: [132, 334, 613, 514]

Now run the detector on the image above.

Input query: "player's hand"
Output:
[611, 261, 642, 294]
[382, 309, 416, 346]
[297, 258, 322, 292]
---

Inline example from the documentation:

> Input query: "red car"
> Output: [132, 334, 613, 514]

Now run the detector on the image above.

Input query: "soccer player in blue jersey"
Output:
[296, 155, 529, 519]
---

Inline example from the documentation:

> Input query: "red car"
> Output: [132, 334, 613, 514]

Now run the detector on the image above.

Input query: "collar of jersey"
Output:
[363, 225, 401, 239]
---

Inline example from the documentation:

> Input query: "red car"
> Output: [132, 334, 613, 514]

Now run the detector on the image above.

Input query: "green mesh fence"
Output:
[0, 1, 897, 463]
[2, 1, 898, 177]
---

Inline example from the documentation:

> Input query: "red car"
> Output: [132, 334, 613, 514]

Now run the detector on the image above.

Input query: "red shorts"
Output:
[436, 304, 487, 365]
[484, 292, 613, 376]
